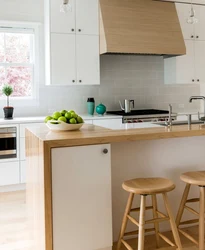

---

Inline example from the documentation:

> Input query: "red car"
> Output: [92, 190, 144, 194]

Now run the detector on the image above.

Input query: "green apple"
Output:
[77, 116, 84, 124]
[60, 110, 67, 116]
[65, 112, 72, 120]
[70, 118, 77, 124]
[58, 116, 67, 123]
[71, 112, 78, 119]
[44, 116, 52, 123]
[52, 111, 61, 120]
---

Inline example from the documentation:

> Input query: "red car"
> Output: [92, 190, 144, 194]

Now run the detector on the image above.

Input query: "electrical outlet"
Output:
[48, 108, 55, 114]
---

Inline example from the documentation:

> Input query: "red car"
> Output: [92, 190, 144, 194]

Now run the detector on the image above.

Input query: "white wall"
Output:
[0, 0, 201, 117]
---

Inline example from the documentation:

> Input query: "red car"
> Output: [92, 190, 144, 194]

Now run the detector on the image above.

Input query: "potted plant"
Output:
[2, 84, 14, 119]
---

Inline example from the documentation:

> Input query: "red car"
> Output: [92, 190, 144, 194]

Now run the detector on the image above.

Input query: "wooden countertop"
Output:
[26, 123, 205, 148]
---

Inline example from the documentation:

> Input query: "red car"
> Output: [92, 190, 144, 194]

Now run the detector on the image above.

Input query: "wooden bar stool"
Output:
[117, 177, 182, 250]
[176, 171, 205, 250]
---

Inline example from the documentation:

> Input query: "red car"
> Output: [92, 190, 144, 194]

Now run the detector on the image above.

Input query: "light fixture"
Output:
[60, 0, 72, 13]
[186, 0, 198, 24]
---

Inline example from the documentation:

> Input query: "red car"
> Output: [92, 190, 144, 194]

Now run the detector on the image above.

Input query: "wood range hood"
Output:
[99, 0, 186, 56]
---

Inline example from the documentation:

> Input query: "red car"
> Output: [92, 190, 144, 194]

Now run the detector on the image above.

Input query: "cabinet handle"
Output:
[71, 28, 75, 32]
[79, 80, 82, 83]
[191, 35, 194, 38]
[192, 79, 195, 82]
[196, 35, 199, 39]
[197, 79, 200, 82]
[78, 29, 81, 32]
[72, 80, 75, 83]
[103, 148, 108, 154]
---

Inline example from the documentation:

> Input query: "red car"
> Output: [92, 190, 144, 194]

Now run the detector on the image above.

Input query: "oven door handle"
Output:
[0, 133, 16, 138]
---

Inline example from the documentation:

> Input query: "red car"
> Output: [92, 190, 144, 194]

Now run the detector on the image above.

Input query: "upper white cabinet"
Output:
[45, 0, 100, 85]
[164, 3, 205, 84]
[176, 3, 205, 41]
[76, 0, 99, 35]
[50, 0, 99, 35]
[76, 35, 100, 85]
[50, 0, 76, 34]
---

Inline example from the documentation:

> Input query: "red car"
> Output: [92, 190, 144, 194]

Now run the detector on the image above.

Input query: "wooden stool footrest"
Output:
[158, 232, 176, 247]
[130, 205, 153, 212]
[145, 217, 169, 224]
[121, 239, 134, 250]
[184, 205, 199, 216]
[179, 218, 199, 226]
[186, 198, 200, 203]
[178, 228, 199, 246]
[124, 227, 155, 237]
[127, 215, 139, 226]
[156, 210, 167, 218]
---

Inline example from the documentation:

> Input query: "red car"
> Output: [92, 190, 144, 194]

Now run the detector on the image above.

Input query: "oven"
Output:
[0, 127, 17, 159]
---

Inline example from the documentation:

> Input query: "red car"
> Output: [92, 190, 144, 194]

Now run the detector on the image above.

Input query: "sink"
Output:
[155, 120, 204, 127]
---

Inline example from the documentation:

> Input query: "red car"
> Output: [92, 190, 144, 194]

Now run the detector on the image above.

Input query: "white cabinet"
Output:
[0, 162, 20, 186]
[176, 3, 205, 41]
[45, 0, 100, 85]
[49, 0, 99, 35]
[51, 144, 112, 250]
[165, 3, 205, 84]
[195, 41, 205, 83]
[194, 5, 205, 41]
[93, 118, 123, 128]
[50, 33, 76, 85]
[76, 0, 99, 35]
[76, 35, 100, 85]
[50, 0, 76, 34]
[176, 3, 195, 40]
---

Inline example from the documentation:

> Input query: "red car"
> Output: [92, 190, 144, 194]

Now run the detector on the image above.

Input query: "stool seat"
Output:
[122, 177, 175, 195]
[180, 171, 205, 186]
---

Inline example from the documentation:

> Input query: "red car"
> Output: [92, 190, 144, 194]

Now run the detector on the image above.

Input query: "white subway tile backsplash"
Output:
[5, 55, 200, 118]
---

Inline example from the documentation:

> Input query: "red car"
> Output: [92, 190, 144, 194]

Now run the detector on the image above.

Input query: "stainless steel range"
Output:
[106, 109, 177, 123]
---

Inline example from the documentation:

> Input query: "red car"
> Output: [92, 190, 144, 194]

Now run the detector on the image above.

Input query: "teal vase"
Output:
[96, 103, 106, 115]
[87, 98, 95, 115]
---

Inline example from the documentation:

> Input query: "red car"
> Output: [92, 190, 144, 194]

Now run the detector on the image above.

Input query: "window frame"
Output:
[0, 21, 40, 101]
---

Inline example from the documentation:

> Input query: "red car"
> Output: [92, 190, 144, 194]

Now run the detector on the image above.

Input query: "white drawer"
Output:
[20, 160, 26, 184]
[20, 123, 44, 138]
[20, 137, 26, 160]
[0, 161, 20, 186]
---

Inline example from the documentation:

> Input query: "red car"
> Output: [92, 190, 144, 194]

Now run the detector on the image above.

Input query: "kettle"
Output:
[119, 99, 135, 113]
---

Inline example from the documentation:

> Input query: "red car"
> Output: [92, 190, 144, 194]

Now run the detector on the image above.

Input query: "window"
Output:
[0, 22, 39, 99]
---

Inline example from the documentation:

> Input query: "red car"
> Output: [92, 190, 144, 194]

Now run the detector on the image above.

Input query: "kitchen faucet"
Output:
[189, 96, 205, 117]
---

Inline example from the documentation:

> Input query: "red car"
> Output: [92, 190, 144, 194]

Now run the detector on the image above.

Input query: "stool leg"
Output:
[117, 193, 134, 250]
[163, 193, 183, 250]
[176, 183, 191, 227]
[152, 194, 160, 248]
[199, 186, 205, 250]
[138, 195, 146, 250]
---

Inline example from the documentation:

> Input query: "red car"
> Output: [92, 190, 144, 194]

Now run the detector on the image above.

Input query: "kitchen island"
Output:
[26, 123, 205, 250]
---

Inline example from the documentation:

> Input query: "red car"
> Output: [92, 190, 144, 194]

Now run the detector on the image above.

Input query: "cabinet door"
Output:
[51, 144, 112, 250]
[50, 0, 76, 34]
[0, 161, 20, 186]
[93, 119, 123, 129]
[176, 3, 195, 40]
[194, 5, 205, 41]
[164, 40, 195, 84]
[76, 35, 100, 85]
[51, 33, 76, 85]
[195, 41, 205, 84]
[76, 0, 99, 35]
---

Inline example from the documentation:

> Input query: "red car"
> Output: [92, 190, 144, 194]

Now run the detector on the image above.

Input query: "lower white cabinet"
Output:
[0, 161, 20, 186]
[93, 118, 122, 128]
[51, 144, 112, 250]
